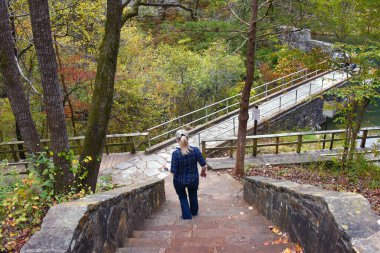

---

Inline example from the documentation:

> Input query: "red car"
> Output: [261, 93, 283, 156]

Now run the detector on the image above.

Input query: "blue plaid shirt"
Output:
[170, 146, 206, 184]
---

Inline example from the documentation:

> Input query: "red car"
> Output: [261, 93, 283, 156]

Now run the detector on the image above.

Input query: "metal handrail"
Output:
[147, 68, 320, 143]
[203, 70, 346, 139]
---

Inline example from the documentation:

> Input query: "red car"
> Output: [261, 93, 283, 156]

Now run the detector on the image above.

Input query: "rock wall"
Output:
[244, 176, 380, 253]
[254, 97, 325, 134]
[21, 178, 165, 253]
[278, 26, 333, 52]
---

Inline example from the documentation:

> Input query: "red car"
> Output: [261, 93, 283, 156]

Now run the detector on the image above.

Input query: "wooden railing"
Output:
[0, 132, 148, 162]
[201, 127, 380, 158]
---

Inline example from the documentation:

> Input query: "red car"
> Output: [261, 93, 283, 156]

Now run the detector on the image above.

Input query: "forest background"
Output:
[1, 0, 378, 143]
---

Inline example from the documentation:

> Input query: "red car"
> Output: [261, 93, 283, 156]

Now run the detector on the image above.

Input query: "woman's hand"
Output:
[200, 166, 207, 178]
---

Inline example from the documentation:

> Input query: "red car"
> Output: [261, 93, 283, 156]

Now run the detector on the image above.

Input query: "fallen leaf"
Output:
[269, 225, 283, 235]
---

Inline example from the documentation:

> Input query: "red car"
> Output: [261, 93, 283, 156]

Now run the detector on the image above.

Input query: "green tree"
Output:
[331, 42, 380, 169]
[235, 0, 259, 177]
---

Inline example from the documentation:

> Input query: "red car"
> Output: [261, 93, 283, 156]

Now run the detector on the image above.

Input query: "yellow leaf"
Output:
[269, 225, 283, 235]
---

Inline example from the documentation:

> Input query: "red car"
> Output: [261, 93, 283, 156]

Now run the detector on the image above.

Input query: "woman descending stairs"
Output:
[117, 172, 295, 253]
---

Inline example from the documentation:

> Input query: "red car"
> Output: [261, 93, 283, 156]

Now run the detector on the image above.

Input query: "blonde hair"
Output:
[176, 129, 192, 155]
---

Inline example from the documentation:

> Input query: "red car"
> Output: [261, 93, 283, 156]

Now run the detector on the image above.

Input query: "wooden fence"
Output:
[0, 132, 148, 163]
[201, 127, 380, 158]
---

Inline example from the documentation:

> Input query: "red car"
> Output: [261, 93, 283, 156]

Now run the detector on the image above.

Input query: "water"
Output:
[326, 98, 380, 129]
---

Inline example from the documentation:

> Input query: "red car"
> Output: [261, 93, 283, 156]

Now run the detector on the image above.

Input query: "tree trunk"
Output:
[79, 0, 123, 192]
[235, 0, 259, 177]
[9, 1, 27, 160]
[347, 99, 369, 166]
[0, 0, 41, 155]
[27, 0, 73, 192]
[54, 34, 77, 136]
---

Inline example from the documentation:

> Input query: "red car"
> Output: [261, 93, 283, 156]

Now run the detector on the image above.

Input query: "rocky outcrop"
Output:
[21, 178, 165, 253]
[244, 176, 380, 253]
[278, 26, 333, 52]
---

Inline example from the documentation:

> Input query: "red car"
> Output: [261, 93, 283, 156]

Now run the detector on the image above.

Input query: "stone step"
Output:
[170, 237, 225, 247]
[132, 230, 172, 239]
[124, 238, 169, 248]
[164, 246, 214, 253]
[117, 247, 164, 253]
[216, 243, 295, 253]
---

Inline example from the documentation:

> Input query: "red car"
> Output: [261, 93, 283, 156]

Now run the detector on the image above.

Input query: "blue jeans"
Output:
[173, 180, 199, 220]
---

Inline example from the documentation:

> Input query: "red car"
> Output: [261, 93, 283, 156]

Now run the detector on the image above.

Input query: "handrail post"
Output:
[360, 130, 368, 148]
[295, 89, 298, 104]
[178, 117, 182, 128]
[131, 136, 136, 154]
[10, 144, 19, 162]
[296, 135, 302, 153]
[205, 108, 208, 122]
[124, 137, 128, 152]
[233, 117, 236, 136]
[202, 140, 206, 158]
[105, 141, 109, 155]
[148, 132, 151, 148]
[321, 77, 324, 90]
[275, 137, 279, 154]
[309, 82, 312, 100]
[226, 99, 229, 113]
[252, 138, 257, 157]
[230, 140, 234, 158]
[265, 83, 268, 97]
[330, 133, 335, 150]
[76, 139, 82, 154]
[279, 96, 282, 112]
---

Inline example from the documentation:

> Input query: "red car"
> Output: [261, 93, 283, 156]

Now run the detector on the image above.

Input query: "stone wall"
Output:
[244, 176, 380, 253]
[21, 178, 165, 253]
[278, 26, 333, 52]
[253, 97, 325, 134]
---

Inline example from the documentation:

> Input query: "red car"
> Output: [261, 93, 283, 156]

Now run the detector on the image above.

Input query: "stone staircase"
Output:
[117, 172, 295, 253]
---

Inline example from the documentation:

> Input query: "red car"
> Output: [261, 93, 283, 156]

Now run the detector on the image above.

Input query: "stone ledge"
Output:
[244, 176, 380, 253]
[21, 178, 165, 253]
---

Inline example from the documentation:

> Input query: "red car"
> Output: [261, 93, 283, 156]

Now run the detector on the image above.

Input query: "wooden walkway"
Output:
[99, 152, 135, 171]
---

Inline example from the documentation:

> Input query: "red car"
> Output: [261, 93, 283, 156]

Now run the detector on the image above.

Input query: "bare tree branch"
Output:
[121, 0, 196, 25]
[228, 3, 249, 26]
[232, 36, 248, 54]
[14, 56, 40, 95]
